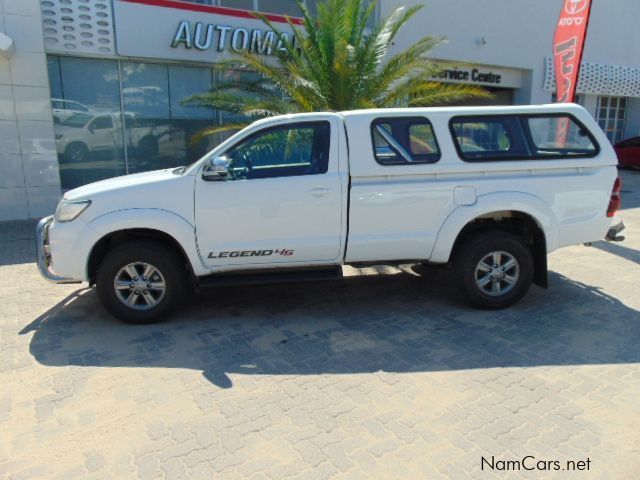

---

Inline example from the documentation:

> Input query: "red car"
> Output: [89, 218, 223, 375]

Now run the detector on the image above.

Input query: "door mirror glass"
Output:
[202, 156, 229, 181]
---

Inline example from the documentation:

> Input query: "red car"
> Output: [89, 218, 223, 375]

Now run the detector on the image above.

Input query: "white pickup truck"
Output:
[37, 104, 625, 323]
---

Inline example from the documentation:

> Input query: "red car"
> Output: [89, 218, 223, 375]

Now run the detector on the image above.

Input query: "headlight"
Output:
[54, 200, 91, 223]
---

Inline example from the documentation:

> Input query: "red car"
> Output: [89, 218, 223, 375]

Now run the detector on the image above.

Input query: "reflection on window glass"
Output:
[51, 56, 125, 190]
[48, 55, 224, 188]
[219, 0, 254, 9]
[305, 0, 317, 16]
[59, 57, 121, 113]
[122, 61, 215, 175]
[169, 66, 214, 119]
[47, 57, 63, 100]
[259, 0, 302, 15]
[180, 0, 329, 17]
[216, 69, 259, 140]
[122, 62, 170, 119]
[527, 116, 596, 155]
[409, 123, 438, 155]
[225, 122, 330, 180]
[452, 121, 512, 153]
[122, 62, 171, 174]
[90, 115, 114, 130]
[371, 117, 440, 165]
[372, 123, 398, 164]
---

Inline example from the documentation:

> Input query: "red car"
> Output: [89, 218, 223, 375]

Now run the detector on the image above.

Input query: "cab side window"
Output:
[224, 121, 330, 180]
[90, 116, 114, 130]
[450, 117, 528, 161]
[371, 117, 440, 165]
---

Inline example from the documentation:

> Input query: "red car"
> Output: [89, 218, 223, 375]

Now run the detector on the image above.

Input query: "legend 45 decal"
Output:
[208, 249, 295, 259]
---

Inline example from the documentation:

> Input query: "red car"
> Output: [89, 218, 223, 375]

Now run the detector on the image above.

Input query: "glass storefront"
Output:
[184, 0, 316, 15]
[48, 57, 126, 189]
[48, 56, 222, 190]
[180, 0, 373, 19]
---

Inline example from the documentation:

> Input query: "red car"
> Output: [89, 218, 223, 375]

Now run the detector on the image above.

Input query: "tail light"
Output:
[606, 176, 622, 218]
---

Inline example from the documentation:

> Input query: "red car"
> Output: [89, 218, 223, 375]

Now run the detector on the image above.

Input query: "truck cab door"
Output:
[195, 117, 345, 269]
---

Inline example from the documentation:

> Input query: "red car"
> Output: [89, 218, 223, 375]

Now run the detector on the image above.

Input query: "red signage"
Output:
[553, 0, 593, 103]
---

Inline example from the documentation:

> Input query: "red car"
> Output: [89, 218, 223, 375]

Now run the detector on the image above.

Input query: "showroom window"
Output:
[177, 0, 374, 17]
[48, 55, 222, 190]
[48, 56, 126, 190]
[120, 62, 216, 174]
[596, 96, 627, 143]
[181, 0, 314, 14]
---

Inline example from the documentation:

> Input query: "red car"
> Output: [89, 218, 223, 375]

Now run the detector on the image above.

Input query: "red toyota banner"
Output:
[554, 0, 593, 103]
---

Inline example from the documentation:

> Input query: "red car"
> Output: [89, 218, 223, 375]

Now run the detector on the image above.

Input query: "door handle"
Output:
[307, 188, 331, 198]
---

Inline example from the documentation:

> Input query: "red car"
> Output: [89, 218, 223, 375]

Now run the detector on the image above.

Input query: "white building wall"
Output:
[383, 0, 640, 105]
[0, 0, 59, 221]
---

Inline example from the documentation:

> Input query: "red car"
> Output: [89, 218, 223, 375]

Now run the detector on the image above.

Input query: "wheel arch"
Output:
[87, 228, 195, 285]
[429, 193, 558, 288]
[85, 209, 206, 284]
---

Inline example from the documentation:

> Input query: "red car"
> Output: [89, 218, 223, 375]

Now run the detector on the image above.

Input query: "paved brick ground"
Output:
[1, 171, 639, 480]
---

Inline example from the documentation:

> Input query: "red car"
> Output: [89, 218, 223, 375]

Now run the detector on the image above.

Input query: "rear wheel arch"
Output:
[449, 210, 548, 288]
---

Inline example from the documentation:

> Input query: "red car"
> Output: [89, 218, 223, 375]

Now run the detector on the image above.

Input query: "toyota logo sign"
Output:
[565, 0, 589, 15]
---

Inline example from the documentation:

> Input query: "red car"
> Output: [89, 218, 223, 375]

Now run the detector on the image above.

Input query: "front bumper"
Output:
[36, 216, 82, 284]
[606, 217, 625, 242]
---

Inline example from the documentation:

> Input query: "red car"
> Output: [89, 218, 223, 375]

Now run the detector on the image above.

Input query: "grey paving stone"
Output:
[1, 171, 639, 479]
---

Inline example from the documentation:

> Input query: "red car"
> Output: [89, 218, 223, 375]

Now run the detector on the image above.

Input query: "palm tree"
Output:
[185, 0, 490, 138]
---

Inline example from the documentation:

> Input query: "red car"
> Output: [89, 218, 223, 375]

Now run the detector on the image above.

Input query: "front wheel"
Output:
[453, 231, 534, 310]
[96, 241, 186, 323]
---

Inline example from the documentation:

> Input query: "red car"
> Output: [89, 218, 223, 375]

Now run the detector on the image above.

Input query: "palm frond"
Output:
[187, 0, 491, 141]
[189, 122, 252, 145]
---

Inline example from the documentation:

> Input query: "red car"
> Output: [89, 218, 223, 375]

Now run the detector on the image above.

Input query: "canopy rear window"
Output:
[450, 114, 599, 162]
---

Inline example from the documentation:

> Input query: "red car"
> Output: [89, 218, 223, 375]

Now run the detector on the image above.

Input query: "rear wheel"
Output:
[96, 241, 186, 323]
[453, 231, 534, 310]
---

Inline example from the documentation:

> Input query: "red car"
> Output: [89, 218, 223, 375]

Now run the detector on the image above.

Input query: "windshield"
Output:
[60, 113, 92, 128]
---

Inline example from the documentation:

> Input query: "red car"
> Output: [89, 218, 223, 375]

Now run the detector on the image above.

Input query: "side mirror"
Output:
[202, 156, 229, 181]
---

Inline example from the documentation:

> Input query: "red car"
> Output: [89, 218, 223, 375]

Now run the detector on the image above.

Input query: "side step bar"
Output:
[198, 266, 343, 288]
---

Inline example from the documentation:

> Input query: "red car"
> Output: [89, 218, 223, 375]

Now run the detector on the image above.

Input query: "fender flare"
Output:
[86, 208, 208, 277]
[429, 192, 559, 263]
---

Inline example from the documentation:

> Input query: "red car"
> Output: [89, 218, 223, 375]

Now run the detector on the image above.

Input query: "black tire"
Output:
[96, 241, 186, 324]
[453, 231, 534, 310]
[65, 142, 89, 163]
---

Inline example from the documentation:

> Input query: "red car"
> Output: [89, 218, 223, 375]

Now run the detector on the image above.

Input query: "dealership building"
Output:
[1, 0, 639, 220]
